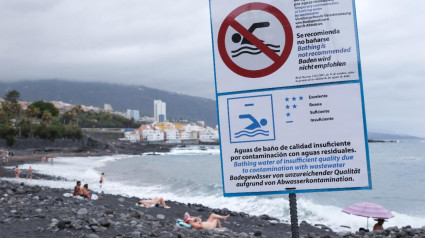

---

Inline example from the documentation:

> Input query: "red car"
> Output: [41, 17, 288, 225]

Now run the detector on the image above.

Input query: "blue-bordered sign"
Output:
[210, 0, 371, 197]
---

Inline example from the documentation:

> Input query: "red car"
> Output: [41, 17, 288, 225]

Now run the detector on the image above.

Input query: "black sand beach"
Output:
[0, 150, 337, 238]
[1, 147, 424, 237]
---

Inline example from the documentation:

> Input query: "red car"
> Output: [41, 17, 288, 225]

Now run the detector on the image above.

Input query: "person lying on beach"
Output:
[183, 212, 229, 230]
[73, 181, 82, 197]
[137, 197, 170, 208]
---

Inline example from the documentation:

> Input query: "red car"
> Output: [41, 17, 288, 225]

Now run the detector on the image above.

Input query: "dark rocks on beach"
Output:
[1, 179, 423, 237]
[0, 180, 341, 238]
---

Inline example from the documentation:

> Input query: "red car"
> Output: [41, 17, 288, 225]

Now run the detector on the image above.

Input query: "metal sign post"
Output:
[289, 193, 299, 238]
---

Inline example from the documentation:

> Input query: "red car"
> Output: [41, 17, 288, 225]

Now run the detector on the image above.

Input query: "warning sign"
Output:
[217, 3, 293, 78]
[210, 0, 371, 197]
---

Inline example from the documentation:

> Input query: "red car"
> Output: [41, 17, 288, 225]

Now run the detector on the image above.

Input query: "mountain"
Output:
[367, 131, 422, 140]
[0, 80, 218, 127]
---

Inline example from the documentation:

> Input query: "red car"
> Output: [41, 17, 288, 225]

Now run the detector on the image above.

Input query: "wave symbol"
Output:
[231, 44, 280, 58]
[234, 129, 269, 138]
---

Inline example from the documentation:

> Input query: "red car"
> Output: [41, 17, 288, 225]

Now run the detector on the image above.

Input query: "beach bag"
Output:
[176, 219, 192, 228]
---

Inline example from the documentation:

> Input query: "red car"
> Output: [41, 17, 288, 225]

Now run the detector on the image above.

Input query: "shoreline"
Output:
[2, 150, 424, 237]
[0, 151, 338, 237]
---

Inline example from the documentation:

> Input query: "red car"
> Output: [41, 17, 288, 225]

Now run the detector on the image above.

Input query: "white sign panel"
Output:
[210, 0, 371, 196]
[218, 83, 369, 194]
[210, 0, 360, 94]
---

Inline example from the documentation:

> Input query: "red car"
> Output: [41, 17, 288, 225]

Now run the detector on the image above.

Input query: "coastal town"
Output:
[0, 91, 219, 145]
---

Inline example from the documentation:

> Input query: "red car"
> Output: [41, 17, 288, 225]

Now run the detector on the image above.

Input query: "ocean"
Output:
[6, 140, 425, 232]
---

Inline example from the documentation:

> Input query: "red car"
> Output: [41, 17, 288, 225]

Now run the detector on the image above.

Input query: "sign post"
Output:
[209, 0, 371, 233]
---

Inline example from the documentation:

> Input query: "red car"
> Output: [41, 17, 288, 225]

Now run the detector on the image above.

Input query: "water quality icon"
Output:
[234, 114, 269, 138]
[231, 22, 281, 58]
[284, 96, 304, 124]
[227, 95, 275, 143]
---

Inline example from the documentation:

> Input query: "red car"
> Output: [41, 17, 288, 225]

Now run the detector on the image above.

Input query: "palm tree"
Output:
[42, 111, 52, 124]
[72, 105, 82, 127]
[65, 110, 75, 125]
[25, 105, 37, 135]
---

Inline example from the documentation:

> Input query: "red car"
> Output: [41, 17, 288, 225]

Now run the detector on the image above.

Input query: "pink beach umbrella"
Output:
[342, 202, 394, 229]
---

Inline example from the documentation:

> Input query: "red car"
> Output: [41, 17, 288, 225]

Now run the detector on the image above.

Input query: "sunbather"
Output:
[138, 197, 170, 208]
[183, 212, 229, 230]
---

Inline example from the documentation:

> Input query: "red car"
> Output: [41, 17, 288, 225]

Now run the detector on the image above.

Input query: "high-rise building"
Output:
[104, 104, 113, 112]
[154, 100, 166, 122]
[126, 109, 140, 121]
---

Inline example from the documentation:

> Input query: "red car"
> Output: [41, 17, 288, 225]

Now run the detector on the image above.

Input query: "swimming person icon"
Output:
[232, 22, 270, 45]
[230, 22, 280, 58]
[239, 114, 267, 130]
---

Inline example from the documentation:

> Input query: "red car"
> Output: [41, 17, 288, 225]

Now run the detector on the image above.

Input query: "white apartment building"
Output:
[123, 131, 140, 143]
[104, 104, 113, 112]
[164, 129, 179, 141]
[199, 129, 218, 142]
[126, 109, 140, 121]
[154, 100, 166, 122]
[146, 130, 164, 141]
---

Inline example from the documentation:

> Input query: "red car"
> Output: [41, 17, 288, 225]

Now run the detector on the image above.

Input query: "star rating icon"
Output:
[284, 95, 304, 123]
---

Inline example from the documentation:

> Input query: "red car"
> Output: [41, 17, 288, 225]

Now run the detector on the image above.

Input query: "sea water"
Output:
[6, 140, 425, 232]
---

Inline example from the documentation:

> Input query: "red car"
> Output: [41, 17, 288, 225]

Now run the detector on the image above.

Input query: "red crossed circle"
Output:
[218, 2, 293, 78]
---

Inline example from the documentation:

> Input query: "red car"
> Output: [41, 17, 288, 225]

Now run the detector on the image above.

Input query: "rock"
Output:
[156, 214, 165, 220]
[254, 230, 262, 236]
[118, 198, 125, 203]
[89, 218, 99, 226]
[50, 218, 59, 226]
[86, 234, 100, 238]
[6, 189, 14, 195]
[93, 226, 107, 232]
[32, 196, 39, 201]
[129, 211, 140, 219]
[77, 208, 88, 216]
[159, 231, 173, 237]
[130, 231, 141, 238]
[57, 221, 67, 229]
[104, 209, 113, 215]
[35, 208, 42, 213]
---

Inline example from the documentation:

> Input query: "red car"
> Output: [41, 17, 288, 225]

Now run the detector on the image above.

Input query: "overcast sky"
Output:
[0, 0, 424, 137]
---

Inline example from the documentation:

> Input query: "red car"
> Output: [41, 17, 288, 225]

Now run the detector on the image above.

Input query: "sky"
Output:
[0, 0, 424, 137]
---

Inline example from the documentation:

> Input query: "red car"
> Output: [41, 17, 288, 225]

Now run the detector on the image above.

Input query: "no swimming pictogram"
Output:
[218, 3, 294, 78]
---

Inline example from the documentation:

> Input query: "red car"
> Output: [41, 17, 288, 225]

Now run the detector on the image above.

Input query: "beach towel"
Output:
[63, 193, 73, 198]
[135, 202, 155, 208]
[176, 219, 192, 228]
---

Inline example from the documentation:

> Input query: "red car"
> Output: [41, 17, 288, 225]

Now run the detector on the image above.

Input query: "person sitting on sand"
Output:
[81, 184, 91, 200]
[138, 197, 170, 208]
[373, 218, 385, 231]
[183, 212, 229, 230]
[26, 166, 33, 180]
[73, 181, 82, 197]
[14, 165, 20, 179]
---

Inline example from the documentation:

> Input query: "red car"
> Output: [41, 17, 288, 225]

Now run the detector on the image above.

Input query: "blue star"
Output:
[286, 112, 291, 117]
[299, 96, 303, 100]
[292, 97, 296, 101]
[286, 105, 290, 109]
[285, 97, 290, 102]
[293, 104, 297, 109]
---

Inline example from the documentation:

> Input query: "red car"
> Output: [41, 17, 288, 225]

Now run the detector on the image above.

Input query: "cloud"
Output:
[0, 0, 215, 96]
[0, 0, 424, 136]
